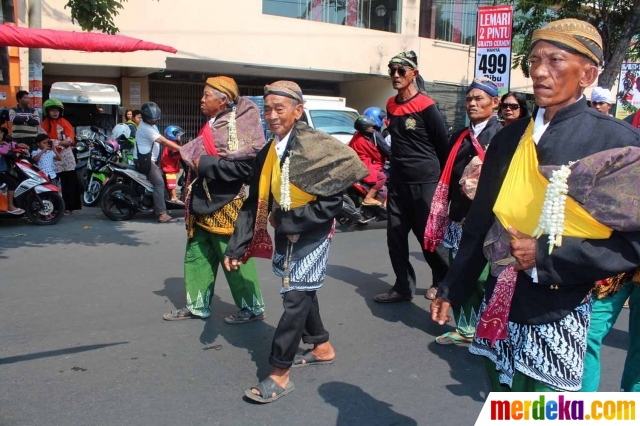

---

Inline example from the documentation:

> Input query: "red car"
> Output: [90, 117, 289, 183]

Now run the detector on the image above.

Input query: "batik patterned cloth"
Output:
[273, 237, 332, 294]
[470, 298, 593, 392]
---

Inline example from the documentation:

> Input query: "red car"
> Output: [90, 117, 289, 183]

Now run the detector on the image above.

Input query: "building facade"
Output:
[14, 0, 535, 135]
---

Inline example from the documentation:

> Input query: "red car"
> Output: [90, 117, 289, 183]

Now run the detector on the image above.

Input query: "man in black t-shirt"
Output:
[373, 51, 450, 304]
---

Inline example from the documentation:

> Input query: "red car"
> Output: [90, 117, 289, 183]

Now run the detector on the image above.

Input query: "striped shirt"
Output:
[9, 105, 40, 140]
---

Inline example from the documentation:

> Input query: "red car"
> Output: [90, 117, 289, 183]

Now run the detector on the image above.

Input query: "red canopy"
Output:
[0, 25, 177, 54]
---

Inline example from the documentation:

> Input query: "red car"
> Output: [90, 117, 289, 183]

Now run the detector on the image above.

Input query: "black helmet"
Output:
[141, 102, 161, 121]
[354, 115, 378, 134]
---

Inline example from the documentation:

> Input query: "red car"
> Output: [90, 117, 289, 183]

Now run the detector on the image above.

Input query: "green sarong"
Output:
[582, 280, 640, 392]
[452, 253, 489, 338]
[484, 358, 557, 392]
[184, 226, 264, 318]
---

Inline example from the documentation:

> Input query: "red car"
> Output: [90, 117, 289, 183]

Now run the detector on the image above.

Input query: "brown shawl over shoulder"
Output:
[288, 122, 368, 197]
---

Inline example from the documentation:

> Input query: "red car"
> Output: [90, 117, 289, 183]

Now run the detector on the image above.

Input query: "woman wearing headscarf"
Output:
[41, 99, 82, 215]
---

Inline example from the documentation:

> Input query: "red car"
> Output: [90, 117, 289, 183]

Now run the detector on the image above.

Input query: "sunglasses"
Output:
[500, 103, 520, 110]
[388, 67, 409, 77]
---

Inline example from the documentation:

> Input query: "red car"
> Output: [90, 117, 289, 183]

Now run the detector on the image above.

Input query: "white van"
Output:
[300, 95, 359, 144]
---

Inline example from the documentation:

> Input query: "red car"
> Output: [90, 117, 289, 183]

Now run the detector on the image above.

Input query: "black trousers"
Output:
[387, 182, 449, 298]
[58, 170, 82, 212]
[269, 290, 329, 369]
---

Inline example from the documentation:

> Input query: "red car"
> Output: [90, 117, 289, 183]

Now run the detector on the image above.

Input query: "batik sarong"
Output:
[470, 298, 593, 392]
[273, 237, 332, 294]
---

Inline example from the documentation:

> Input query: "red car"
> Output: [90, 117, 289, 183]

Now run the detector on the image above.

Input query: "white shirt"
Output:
[32, 149, 57, 179]
[134, 121, 162, 162]
[275, 130, 292, 160]
[471, 119, 489, 137]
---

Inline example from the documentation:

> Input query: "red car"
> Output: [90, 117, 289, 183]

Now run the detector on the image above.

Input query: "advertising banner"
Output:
[475, 5, 513, 97]
[615, 62, 640, 120]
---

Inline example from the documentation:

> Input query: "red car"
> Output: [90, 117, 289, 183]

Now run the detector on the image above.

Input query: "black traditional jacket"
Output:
[448, 116, 502, 222]
[439, 99, 640, 325]
[225, 126, 342, 261]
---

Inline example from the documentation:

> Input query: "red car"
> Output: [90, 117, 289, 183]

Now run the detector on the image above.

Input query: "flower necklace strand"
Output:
[532, 164, 572, 254]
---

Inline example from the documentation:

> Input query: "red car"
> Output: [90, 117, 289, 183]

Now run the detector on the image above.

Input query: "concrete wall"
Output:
[39, 0, 534, 94]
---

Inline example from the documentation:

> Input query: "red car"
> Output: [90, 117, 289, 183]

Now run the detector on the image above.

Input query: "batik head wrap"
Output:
[388, 50, 428, 95]
[531, 18, 603, 65]
[206, 76, 240, 103]
[264, 80, 304, 103]
[467, 77, 499, 98]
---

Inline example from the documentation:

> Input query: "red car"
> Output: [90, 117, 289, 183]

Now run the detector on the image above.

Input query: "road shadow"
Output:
[426, 341, 488, 402]
[325, 265, 445, 337]
[0, 342, 129, 365]
[0, 208, 147, 259]
[318, 381, 418, 426]
[155, 277, 274, 381]
[603, 327, 629, 351]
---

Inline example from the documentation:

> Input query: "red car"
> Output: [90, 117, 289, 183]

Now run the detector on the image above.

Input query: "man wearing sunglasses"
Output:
[373, 50, 450, 304]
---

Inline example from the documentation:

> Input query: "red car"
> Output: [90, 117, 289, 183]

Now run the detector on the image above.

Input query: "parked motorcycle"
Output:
[81, 126, 135, 206]
[337, 182, 388, 228]
[0, 148, 65, 225]
[100, 160, 185, 221]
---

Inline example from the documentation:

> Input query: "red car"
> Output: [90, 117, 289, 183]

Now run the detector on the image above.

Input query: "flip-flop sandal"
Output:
[8, 208, 24, 215]
[244, 377, 295, 404]
[158, 216, 177, 223]
[224, 308, 266, 325]
[163, 307, 199, 321]
[292, 350, 334, 368]
[435, 331, 473, 346]
[425, 286, 438, 300]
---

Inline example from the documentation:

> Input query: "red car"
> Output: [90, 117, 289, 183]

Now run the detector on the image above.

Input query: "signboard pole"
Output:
[474, 5, 513, 97]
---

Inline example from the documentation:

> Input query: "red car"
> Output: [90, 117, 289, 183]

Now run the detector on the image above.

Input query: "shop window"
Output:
[263, 0, 401, 33]
[419, 0, 494, 45]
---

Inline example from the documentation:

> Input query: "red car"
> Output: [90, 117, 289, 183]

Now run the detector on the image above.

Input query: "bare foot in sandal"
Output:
[246, 367, 294, 403]
[224, 308, 265, 324]
[293, 341, 335, 367]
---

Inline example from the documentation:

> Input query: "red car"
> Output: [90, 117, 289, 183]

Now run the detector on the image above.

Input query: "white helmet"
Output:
[112, 123, 131, 141]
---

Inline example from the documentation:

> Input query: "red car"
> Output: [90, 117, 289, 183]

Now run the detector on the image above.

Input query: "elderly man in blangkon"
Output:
[163, 76, 267, 324]
[431, 18, 640, 392]
[223, 81, 367, 403]
[425, 77, 502, 346]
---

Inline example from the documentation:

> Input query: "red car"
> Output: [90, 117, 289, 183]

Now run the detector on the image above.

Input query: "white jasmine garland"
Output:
[227, 106, 239, 151]
[281, 155, 292, 211]
[533, 164, 572, 254]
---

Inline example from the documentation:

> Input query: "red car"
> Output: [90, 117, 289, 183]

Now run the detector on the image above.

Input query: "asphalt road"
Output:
[0, 208, 631, 426]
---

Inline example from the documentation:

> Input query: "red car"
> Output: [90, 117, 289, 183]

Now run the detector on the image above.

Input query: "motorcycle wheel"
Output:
[83, 178, 102, 206]
[101, 184, 137, 221]
[24, 192, 65, 226]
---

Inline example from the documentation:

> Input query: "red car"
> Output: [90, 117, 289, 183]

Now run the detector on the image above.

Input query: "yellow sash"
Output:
[493, 120, 612, 239]
[259, 140, 316, 209]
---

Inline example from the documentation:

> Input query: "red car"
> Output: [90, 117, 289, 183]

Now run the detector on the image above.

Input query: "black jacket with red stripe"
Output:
[386, 92, 449, 184]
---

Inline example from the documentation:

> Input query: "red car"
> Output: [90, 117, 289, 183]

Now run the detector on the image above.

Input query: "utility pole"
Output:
[28, 0, 42, 112]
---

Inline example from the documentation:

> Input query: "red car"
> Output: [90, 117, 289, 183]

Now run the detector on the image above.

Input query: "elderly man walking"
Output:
[163, 76, 267, 323]
[224, 81, 367, 403]
[427, 77, 502, 346]
[373, 50, 450, 304]
[432, 18, 640, 392]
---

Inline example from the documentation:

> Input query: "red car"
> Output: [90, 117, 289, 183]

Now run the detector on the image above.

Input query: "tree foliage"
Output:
[65, 0, 127, 35]
[509, 0, 640, 89]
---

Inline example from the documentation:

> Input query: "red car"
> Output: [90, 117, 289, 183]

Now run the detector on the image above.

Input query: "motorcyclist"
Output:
[363, 106, 391, 147]
[134, 102, 182, 223]
[0, 136, 28, 214]
[348, 115, 389, 206]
